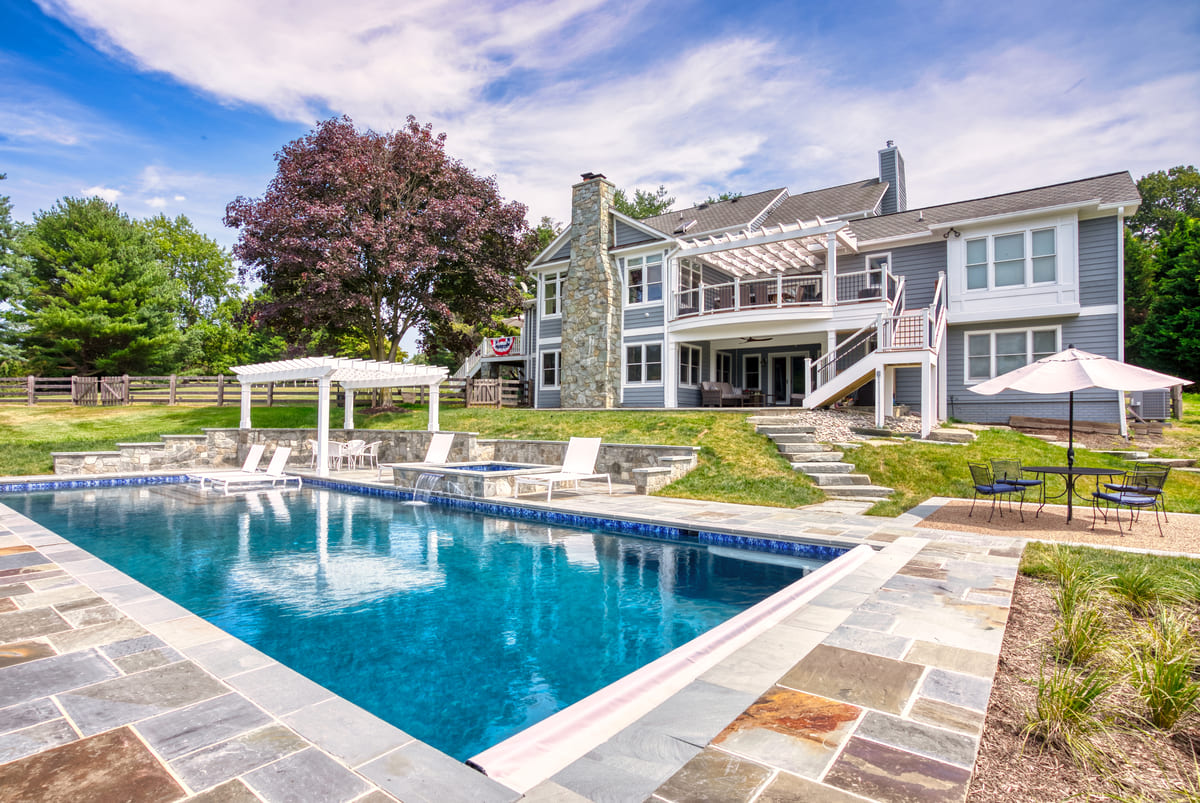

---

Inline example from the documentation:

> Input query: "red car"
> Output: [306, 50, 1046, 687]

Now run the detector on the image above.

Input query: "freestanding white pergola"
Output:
[231, 357, 449, 478]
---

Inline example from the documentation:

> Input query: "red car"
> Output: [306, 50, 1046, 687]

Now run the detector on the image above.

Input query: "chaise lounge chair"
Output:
[190, 444, 266, 488]
[513, 437, 612, 501]
[209, 447, 302, 494]
[377, 432, 455, 480]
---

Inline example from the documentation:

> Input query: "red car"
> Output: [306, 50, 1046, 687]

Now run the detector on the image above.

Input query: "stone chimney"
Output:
[878, 141, 907, 215]
[560, 173, 623, 408]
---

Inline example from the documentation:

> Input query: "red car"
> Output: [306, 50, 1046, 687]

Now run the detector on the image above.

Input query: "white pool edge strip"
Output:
[468, 542, 877, 793]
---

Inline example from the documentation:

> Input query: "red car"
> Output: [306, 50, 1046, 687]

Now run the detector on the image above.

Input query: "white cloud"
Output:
[147, 196, 167, 207]
[33, 0, 1200, 225]
[173, 194, 186, 201]
[82, 185, 121, 202]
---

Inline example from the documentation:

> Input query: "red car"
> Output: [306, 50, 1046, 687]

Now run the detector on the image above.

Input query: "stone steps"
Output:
[751, 416, 894, 501]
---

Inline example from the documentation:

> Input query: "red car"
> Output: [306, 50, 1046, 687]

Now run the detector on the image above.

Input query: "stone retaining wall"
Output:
[52, 430, 699, 488]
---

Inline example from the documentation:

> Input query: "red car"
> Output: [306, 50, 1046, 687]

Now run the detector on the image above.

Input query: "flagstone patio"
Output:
[0, 473, 1021, 802]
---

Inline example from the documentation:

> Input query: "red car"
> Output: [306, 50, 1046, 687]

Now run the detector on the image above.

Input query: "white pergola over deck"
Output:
[677, 218, 858, 294]
[231, 357, 449, 478]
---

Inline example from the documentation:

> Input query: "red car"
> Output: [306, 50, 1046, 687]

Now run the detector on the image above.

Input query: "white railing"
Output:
[453, 337, 523, 379]
[673, 267, 900, 320]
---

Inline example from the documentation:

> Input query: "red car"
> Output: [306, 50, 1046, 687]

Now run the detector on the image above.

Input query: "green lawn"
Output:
[0, 404, 824, 509]
[3, 396, 1197, 516]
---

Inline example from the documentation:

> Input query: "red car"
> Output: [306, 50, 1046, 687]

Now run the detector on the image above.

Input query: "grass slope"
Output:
[0, 404, 824, 509]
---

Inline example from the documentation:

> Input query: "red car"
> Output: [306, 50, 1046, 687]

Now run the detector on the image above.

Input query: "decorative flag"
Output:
[490, 337, 514, 356]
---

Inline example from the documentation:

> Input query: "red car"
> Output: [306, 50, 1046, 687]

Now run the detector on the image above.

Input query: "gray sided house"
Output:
[513, 144, 1140, 436]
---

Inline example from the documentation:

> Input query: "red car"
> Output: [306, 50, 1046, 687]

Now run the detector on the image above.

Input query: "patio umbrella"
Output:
[969, 346, 1189, 520]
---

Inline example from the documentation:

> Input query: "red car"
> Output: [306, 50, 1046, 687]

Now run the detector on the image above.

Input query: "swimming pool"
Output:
[4, 484, 831, 761]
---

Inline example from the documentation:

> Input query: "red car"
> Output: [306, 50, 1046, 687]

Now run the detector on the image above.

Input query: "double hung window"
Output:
[626, 343, 662, 384]
[543, 271, 565, 317]
[626, 254, 663, 305]
[966, 328, 1058, 382]
[716, 352, 733, 384]
[679, 345, 702, 386]
[964, 228, 1057, 291]
[541, 350, 560, 388]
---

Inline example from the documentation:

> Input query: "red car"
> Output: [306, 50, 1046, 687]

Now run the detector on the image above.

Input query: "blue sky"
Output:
[2, 0, 1198, 257]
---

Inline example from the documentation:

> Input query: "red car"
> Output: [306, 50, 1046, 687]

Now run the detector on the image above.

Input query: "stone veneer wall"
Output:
[53, 430, 699, 484]
[560, 175, 623, 408]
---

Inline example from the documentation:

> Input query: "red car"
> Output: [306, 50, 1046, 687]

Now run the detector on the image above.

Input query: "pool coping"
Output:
[0, 474, 1023, 802]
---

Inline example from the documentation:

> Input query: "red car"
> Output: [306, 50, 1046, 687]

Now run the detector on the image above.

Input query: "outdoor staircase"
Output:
[801, 273, 948, 439]
[750, 415, 894, 502]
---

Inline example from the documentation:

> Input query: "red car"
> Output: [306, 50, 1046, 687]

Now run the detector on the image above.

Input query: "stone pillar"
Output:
[560, 174, 623, 408]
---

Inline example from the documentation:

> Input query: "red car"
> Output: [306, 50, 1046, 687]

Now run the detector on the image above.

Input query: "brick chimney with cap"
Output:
[560, 172, 623, 408]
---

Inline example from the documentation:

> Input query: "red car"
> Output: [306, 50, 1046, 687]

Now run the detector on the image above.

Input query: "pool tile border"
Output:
[0, 475, 1024, 802]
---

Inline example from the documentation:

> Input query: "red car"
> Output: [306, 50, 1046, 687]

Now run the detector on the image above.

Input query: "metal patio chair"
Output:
[1103, 464, 1170, 522]
[968, 462, 1024, 522]
[990, 458, 1044, 516]
[1093, 465, 1168, 536]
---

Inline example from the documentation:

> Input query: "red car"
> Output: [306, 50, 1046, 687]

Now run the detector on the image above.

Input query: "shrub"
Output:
[1125, 610, 1200, 731]
[1024, 661, 1114, 767]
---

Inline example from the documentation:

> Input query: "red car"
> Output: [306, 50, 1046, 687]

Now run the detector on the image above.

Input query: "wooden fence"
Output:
[0, 375, 530, 408]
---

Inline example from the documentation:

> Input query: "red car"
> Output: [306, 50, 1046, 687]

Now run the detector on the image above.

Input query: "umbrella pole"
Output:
[1067, 390, 1075, 522]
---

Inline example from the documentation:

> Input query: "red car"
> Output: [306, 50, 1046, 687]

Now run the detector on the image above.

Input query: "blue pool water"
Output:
[6, 485, 824, 760]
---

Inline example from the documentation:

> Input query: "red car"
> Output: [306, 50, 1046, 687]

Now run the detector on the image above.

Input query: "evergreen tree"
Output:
[1136, 217, 1200, 383]
[14, 197, 181, 375]
[613, 185, 674, 218]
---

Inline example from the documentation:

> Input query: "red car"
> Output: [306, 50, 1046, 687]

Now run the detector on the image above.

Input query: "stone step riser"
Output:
[824, 485, 896, 498]
[808, 473, 873, 486]
[788, 452, 845, 463]
[755, 426, 817, 436]
[775, 443, 829, 454]
[792, 462, 854, 474]
[769, 434, 817, 444]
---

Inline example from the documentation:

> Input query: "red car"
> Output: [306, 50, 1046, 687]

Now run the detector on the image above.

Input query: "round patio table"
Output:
[1022, 466, 1127, 523]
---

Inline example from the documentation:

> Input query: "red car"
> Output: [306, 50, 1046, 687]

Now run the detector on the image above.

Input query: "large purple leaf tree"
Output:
[225, 116, 532, 365]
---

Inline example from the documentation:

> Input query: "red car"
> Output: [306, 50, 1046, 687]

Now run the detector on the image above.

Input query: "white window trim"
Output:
[715, 351, 734, 385]
[742, 354, 762, 391]
[622, 251, 666, 308]
[963, 326, 1060, 384]
[623, 341, 664, 386]
[541, 270, 566, 319]
[962, 227, 1059, 293]
[679, 344, 702, 387]
[540, 349, 561, 389]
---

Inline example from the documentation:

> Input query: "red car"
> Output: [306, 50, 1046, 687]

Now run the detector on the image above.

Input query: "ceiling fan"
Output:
[739, 336, 774, 343]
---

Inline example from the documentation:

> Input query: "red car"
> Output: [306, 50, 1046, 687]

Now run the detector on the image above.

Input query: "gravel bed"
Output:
[755, 408, 923, 443]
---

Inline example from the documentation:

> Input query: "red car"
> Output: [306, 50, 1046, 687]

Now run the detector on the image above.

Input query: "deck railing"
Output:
[673, 267, 898, 320]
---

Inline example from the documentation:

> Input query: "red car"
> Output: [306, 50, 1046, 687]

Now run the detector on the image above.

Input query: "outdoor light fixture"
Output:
[943, 227, 961, 239]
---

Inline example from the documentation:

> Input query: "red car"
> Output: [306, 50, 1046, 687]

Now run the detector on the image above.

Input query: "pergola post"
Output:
[317, 375, 331, 478]
[826, 231, 838, 306]
[343, 389, 355, 430]
[239, 383, 252, 428]
[428, 381, 440, 432]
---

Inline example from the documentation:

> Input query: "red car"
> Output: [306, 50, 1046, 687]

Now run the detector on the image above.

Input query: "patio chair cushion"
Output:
[1093, 491, 1156, 507]
[975, 483, 1021, 495]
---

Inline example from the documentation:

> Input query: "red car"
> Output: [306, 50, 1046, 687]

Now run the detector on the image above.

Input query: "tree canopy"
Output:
[1127, 166, 1200, 241]
[11, 197, 181, 375]
[141, 214, 237, 327]
[225, 116, 533, 365]
[1130, 217, 1200, 382]
[613, 185, 674, 219]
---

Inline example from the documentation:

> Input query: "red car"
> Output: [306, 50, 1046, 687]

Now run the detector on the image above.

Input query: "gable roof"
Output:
[762, 179, 887, 227]
[847, 172, 1140, 243]
[640, 187, 787, 238]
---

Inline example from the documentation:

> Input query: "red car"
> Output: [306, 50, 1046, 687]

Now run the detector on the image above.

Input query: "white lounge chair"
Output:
[209, 447, 302, 494]
[514, 437, 611, 501]
[191, 444, 266, 488]
[378, 432, 455, 480]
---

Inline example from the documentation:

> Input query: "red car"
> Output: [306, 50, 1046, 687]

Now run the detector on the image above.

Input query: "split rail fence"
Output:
[0, 375, 530, 408]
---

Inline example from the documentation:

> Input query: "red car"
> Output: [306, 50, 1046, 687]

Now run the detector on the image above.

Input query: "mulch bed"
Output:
[966, 574, 1200, 801]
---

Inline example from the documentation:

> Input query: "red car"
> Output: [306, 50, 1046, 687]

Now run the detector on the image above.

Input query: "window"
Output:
[743, 355, 761, 390]
[678, 258, 702, 313]
[716, 352, 733, 384]
[679, 345, 702, 386]
[963, 228, 1057, 291]
[626, 253, 663, 305]
[541, 350, 560, 388]
[626, 343, 662, 384]
[965, 328, 1059, 382]
[543, 270, 565, 317]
